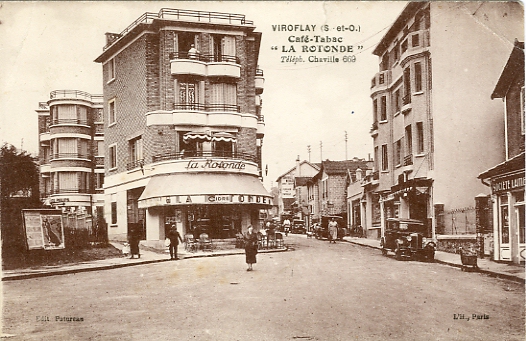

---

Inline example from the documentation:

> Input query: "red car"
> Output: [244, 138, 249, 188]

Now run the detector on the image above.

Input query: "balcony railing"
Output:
[95, 156, 104, 166]
[51, 188, 91, 194]
[38, 102, 49, 109]
[105, 8, 253, 51]
[50, 90, 102, 102]
[370, 121, 378, 133]
[51, 153, 90, 160]
[169, 52, 239, 64]
[402, 94, 411, 105]
[404, 154, 414, 166]
[173, 103, 240, 112]
[256, 69, 264, 77]
[126, 159, 144, 171]
[152, 150, 258, 163]
[51, 118, 90, 126]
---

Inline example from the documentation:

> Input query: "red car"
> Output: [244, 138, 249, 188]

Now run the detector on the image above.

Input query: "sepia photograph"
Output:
[0, 1, 524, 340]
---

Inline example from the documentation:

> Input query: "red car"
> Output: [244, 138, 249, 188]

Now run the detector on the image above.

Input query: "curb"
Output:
[344, 239, 524, 284]
[1, 247, 289, 282]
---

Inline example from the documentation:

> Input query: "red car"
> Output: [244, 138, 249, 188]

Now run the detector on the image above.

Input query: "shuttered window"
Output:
[58, 172, 77, 192]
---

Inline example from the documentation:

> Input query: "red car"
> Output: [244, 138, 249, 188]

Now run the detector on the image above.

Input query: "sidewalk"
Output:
[1, 242, 288, 281]
[342, 236, 525, 283]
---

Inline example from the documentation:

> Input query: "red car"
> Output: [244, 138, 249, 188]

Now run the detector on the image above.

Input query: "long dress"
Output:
[328, 221, 338, 241]
[244, 232, 258, 264]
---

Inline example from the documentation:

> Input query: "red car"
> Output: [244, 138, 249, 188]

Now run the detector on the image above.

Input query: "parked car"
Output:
[315, 215, 345, 240]
[292, 220, 306, 234]
[380, 218, 436, 261]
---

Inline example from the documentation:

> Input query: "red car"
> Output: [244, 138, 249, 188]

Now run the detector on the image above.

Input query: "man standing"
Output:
[283, 218, 291, 236]
[167, 225, 184, 260]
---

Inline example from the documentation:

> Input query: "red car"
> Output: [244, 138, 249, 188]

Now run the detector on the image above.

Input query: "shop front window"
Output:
[516, 191, 525, 244]
[500, 195, 509, 244]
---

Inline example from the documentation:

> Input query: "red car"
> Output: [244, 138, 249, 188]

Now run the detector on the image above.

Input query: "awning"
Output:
[212, 132, 237, 143]
[183, 132, 211, 143]
[138, 173, 272, 208]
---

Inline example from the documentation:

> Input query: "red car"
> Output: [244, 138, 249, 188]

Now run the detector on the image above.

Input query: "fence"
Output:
[62, 212, 107, 247]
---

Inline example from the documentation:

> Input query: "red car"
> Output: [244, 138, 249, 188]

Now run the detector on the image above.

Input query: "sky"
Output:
[0, 1, 408, 188]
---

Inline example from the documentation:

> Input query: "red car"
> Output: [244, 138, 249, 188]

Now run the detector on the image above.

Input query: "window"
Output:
[97, 141, 104, 157]
[395, 139, 402, 166]
[380, 96, 387, 121]
[177, 81, 200, 109]
[129, 137, 143, 167]
[373, 99, 378, 122]
[58, 172, 77, 193]
[56, 105, 76, 124]
[211, 35, 236, 62]
[211, 83, 237, 111]
[393, 41, 400, 62]
[381, 144, 388, 171]
[56, 138, 77, 159]
[111, 201, 117, 225]
[108, 99, 116, 125]
[77, 106, 88, 125]
[416, 122, 424, 154]
[394, 89, 401, 114]
[214, 140, 234, 157]
[414, 62, 422, 92]
[405, 125, 413, 155]
[374, 146, 379, 171]
[96, 173, 105, 189]
[107, 58, 115, 82]
[109, 144, 117, 169]
[403, 67, 411, 104]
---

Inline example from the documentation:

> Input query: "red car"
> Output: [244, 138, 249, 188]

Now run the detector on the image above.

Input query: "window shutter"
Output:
[223, 36, 236, 57]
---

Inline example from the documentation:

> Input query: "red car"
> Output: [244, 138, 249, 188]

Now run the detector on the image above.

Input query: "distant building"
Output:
[37, 90, 105, 219]
[276, 157, 320, 224]
[308, 158, 370, 227]
[345, 160, 374, 236]
[365, 2, 523, 249]
[94, 9, 269, 246]
[479, 41, 525, 264]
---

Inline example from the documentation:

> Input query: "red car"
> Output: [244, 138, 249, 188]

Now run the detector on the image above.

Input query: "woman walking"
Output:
[244, 226, 258, 271]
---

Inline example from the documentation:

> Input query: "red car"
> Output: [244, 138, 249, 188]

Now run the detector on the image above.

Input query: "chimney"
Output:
[296, 155, 301, 177]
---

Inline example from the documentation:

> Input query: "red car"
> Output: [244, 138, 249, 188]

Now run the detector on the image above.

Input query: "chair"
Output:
[185, 234, 197, 252]
[275, 232, 284, 248]
[199, 233, 213, 251]
[257, 232, 267, 250]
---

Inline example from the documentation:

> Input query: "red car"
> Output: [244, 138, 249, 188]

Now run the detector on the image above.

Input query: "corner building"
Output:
[366, 2, 523, 243]
[95, 9, 270, 246]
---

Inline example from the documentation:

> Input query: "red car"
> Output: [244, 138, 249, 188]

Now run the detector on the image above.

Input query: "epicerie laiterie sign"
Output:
[491, 173, 525, 194]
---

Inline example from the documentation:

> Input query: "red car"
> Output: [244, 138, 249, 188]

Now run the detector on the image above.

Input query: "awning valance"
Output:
[138, 173, 271, 208]
[183, 132, 211, 143]
[212, 132, 237, 143]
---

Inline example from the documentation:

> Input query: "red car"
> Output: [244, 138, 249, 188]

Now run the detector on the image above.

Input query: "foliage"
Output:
[0, 143, 39, 200]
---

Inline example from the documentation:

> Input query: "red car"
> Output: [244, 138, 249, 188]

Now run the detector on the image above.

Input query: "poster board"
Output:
[22, 209, 65, 250]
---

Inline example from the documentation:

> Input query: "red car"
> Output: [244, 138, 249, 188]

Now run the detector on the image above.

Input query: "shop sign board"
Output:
[22, 209, 65, 250]
[140, 194, 272, 207]
[491, 172, 525, 194]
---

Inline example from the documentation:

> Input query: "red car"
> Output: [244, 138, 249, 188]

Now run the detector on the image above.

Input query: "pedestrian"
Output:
[328, 217, 338, 243]
[188, 44, 198, 59]
[128, 227, 141, 259]
[167, 225, 184, 260]
[283, 218, 291, 236]
[244, 226, 258, 271]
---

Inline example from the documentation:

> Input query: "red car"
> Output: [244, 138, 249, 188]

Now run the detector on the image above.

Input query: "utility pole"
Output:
[320, 141, 323, 161]
[307, 145, 311, 162]
[344, 131, 348, 160]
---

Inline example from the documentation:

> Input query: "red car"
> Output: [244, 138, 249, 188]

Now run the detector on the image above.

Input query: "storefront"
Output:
[137, 173, 271, 243]
[479, 153, 525, 264]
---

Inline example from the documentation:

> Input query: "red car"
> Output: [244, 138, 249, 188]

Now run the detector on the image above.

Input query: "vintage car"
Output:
[292, 219, 306, 234]
[380, 218, 436, 261]
[315, 216, 345, 240]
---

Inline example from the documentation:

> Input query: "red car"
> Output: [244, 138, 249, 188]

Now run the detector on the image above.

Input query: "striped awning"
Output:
[212, 132, 237, 143]
[183, 132, 211, 143]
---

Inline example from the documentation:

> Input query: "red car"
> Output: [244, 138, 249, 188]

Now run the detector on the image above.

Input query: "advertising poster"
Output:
[22, 209, 65, 250]
[1, 2, 524, 340]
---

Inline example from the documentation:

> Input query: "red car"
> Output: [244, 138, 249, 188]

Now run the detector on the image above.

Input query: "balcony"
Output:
[126, 159, 144, 171]
[255, 69, 264, 94]
[257, 114, 265, 137]
[50, 118, 90, 127]
[50, 153, 90, 161]
[152, 150, 258, 163]
[95, 156, 104, 168]
[403, 154, 414, 172]
[400, 29, 430, 66]
[170, 52, 241, 78]
[369, 121, 379, 137]
[370, 70, 390, 93]
[147, 103, 256, 129]
[49, 90, 102, 104]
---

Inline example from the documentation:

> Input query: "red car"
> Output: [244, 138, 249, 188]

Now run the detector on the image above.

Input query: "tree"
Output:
[0, 143, 39, 200]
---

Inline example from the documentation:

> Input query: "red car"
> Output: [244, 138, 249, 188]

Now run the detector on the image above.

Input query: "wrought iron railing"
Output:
[169, 52, 239, 64]
[126, 159, 144, 171]
[50, 90, 102, 102]
[173, 103, 240, 112]
[402, 94, 411, 105]
[152, 150, 257, 163]
[51, 118, 90, 126]
[50, 153, 90, 160]
[403, 154, 413, 166]
[104, 8, 253, 51]
[95, 156, 104, 166]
